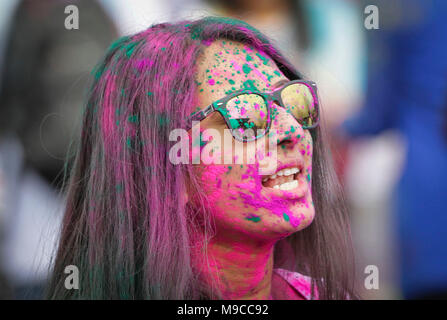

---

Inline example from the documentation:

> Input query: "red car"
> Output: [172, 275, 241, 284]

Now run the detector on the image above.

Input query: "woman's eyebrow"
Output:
[271, 78, 290, 89]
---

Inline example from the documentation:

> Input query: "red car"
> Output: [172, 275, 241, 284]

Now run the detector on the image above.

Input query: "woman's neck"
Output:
[193, 229, 277, 300]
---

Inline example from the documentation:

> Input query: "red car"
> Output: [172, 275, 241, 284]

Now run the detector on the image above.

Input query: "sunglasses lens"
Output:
[281, 83, 318, 128]
[226, 94, 268, 140]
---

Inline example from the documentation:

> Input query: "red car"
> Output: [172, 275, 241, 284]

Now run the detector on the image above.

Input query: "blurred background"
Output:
[0, 0, 446, 299]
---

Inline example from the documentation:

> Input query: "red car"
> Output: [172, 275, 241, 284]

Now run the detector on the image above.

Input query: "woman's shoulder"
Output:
[272, 268, 318, 300]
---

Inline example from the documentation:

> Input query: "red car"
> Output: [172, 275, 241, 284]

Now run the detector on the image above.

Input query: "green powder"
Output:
[246, 215, 261, 223]
[242, 64, 252, 75]
[256, 53, 269, 66]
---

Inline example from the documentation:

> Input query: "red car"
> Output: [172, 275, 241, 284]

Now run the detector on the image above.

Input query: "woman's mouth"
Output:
[262, 167, 300, 190]
[260, 165, 308, 199]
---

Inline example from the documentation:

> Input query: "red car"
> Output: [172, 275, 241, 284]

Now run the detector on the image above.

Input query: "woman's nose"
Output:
[269, 103, 304, 149]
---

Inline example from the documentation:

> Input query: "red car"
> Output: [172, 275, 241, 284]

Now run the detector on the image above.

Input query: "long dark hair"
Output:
[46, 16, 357, 299]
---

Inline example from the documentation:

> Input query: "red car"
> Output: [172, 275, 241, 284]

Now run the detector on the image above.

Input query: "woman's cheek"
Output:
[199, 165, 241, 204]
[199, 165, 226, 201]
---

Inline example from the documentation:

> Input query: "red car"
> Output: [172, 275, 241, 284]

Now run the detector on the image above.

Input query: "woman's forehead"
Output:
[194, 40, 288, 108]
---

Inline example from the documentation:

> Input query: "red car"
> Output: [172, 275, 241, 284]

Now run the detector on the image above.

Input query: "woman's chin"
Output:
[290, 205, 315, 231]
[256, 206, 315, 239]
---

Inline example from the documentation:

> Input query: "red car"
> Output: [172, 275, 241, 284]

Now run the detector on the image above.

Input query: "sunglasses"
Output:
[185, 80, 320, 142]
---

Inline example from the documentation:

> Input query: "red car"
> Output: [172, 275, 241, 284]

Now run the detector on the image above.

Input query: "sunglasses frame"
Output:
[185, 80, 320, 142]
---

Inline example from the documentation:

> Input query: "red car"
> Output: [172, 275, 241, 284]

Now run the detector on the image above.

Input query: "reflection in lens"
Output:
[281, 83, 317, 128]
[226, 94, 268, 140]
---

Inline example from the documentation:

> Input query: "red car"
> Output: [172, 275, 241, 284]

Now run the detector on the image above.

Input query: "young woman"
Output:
[47, 17, 356, 300]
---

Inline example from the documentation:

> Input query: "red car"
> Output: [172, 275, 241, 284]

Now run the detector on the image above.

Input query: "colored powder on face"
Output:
[283, 213, 290, 222]
[147, 91, 153, 96]
[208, 78, 215, 85]
[242, 80, 257, 92]
[242, 63, 252, 75]
[262, 71, 274, 82]
[228, 79, 235, 85]
[256, 53, 269, 66]
[245, 214, 261, 223]
[236, 164, 305, 228]
[199, 166, 227, 203]
[273, 70, 281, 76]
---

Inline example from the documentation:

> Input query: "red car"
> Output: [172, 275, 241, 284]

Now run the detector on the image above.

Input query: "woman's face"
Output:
[190, 40, 314, 241]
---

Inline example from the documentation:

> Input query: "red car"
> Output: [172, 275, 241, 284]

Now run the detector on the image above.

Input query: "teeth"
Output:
[278, 180, 298, 190]
[264, 167, 300, 180]
[277, 167, 299, 177]
[261, 167, 302, 189]
[272, 180, 298, 190]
